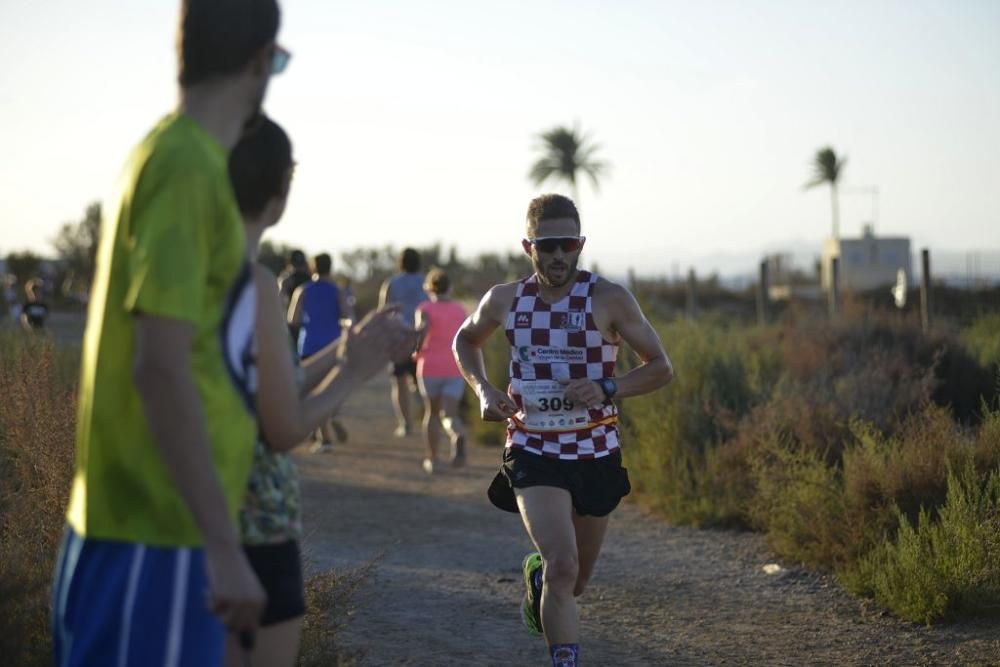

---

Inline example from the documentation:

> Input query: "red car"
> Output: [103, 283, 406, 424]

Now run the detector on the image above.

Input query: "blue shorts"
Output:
[52, 526, 225, 667]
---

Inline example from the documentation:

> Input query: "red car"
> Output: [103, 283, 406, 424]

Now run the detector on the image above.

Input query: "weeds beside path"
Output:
[296, 376, 1000, 666]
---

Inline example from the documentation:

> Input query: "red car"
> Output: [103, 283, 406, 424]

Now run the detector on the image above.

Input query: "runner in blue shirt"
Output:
[378, 248, 428, 436]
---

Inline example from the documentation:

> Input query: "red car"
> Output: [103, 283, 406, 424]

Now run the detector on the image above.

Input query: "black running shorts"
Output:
[488, 447, 631, 517]
[243, 540, 305, 626]
[391, 359, 418, 379]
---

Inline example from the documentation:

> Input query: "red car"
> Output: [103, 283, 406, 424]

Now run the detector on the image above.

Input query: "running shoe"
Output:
[521, 552, 543, 636]
[331, 419, 349, 443]
[310, 441, 334, 454]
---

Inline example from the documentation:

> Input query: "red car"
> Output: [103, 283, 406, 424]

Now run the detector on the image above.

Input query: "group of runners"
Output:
[52, 2, 673, 666]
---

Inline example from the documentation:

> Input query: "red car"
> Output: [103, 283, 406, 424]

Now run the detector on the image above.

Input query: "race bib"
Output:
[518, 379, 591, 432]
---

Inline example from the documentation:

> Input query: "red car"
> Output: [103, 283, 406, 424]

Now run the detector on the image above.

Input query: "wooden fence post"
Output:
[686, 268, 697, 321]
[757, 259, 769, 325]
[920, 248, 932, 333]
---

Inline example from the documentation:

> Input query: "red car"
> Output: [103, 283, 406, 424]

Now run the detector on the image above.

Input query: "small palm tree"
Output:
[804, 146, 847, 240]
[528, 124, 608, 203]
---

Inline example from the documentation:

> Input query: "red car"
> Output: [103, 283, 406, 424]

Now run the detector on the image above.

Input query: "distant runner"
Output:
[20, 278, 49, 331]
[379, 247, 428, 437]
[454, 193, 673, 667]
[277, 249, 310, 311]
[413, 268, 468, 473]
[288, 253, 352, 451]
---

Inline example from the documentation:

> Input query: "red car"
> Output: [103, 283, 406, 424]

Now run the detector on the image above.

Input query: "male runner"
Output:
[53, 1, 288, 664]
[379, 247, 428, 436]
[288, 253, 352, 451]
[454, 193, 673, 667]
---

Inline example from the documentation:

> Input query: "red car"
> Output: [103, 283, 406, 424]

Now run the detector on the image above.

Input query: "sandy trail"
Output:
[297, 376, 1000, 666]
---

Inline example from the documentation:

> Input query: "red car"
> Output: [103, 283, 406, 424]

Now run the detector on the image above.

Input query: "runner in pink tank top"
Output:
[454, 194, 674, 667]
[414, 268, 469, 473]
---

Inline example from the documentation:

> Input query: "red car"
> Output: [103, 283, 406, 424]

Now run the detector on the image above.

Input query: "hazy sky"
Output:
[1, 0, 998, 277]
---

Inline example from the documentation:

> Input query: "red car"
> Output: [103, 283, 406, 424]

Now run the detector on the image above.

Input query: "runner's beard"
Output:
[535, 254, 578, 288]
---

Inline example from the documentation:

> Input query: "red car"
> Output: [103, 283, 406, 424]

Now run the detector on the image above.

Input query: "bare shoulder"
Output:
[477, 280, 520, 323]
[593, 276, 640, 315]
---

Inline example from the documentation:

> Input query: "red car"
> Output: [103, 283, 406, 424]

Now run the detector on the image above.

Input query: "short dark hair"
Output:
[313, 253, 332, 276]
[228, 115, 293, 218]
[177, 0, 280, 88]
[289, 249, 306, 267]
[525, 193, 580, 236]
[399, 248, 421, 273]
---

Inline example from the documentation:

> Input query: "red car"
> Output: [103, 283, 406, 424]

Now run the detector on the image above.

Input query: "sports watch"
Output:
[597, 377, 618, 399]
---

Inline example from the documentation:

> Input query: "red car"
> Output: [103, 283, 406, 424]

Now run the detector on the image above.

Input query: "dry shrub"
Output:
[297, 556, 379, 667]
[843, 405, 965, 532]
[0, 332, 78, 666]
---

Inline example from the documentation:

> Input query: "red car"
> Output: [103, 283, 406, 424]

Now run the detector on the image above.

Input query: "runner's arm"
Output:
[453, 285, 508, 395]
[605, 283, 673, 398]
[378, 279, 391, 309]
[287, 284, 305, 329]
[455, 285, 520, 421]
[413, 305, 429, 353]
[299, 337, 340, 392]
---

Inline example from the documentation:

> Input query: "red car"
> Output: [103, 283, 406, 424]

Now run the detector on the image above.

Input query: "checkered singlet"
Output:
[504, 271, 620, 459]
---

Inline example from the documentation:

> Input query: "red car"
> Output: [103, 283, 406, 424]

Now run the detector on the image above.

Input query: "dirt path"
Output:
[297, 376, 1000, 666]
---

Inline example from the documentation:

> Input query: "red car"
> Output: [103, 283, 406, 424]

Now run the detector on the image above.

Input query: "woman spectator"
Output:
[227, 115, 415, 667]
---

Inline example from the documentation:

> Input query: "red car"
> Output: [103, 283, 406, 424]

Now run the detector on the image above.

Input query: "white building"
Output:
[821, 225, 911, 292]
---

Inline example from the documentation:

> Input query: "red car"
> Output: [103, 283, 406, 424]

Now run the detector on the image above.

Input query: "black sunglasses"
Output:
[526, 236, 586, 253]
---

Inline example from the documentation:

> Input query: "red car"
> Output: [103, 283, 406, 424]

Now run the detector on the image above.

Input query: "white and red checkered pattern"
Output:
[504, 270, 620, 460]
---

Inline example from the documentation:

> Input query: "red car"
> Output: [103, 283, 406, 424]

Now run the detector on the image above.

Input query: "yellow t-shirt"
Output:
[67, 112, 257, 547]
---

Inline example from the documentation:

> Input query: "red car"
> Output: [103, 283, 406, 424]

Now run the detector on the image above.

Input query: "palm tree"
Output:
[804, 146, 847, 240]
[528, 124, 608, 203]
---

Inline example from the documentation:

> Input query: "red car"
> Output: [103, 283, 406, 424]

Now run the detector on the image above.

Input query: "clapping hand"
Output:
[338, 307, 419, 382]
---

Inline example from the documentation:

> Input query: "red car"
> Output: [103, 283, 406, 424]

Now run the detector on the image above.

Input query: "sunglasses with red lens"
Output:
[527, 236, 586, 253]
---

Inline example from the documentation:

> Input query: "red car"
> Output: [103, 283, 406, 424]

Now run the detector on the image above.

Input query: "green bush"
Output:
[622, 319, 765, 526]
[962, 313, 1000, 371]
[841, 461, 1000, 624]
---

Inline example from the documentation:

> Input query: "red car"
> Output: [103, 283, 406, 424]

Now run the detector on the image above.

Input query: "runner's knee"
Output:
[543, 552, 579, 592]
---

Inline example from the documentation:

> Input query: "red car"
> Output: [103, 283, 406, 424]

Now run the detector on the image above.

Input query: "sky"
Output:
[1, 0, 998, 278]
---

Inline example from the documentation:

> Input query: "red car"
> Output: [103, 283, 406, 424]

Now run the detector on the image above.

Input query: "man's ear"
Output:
[250, 45, 271, 77]
[521, 239, 533, 256]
